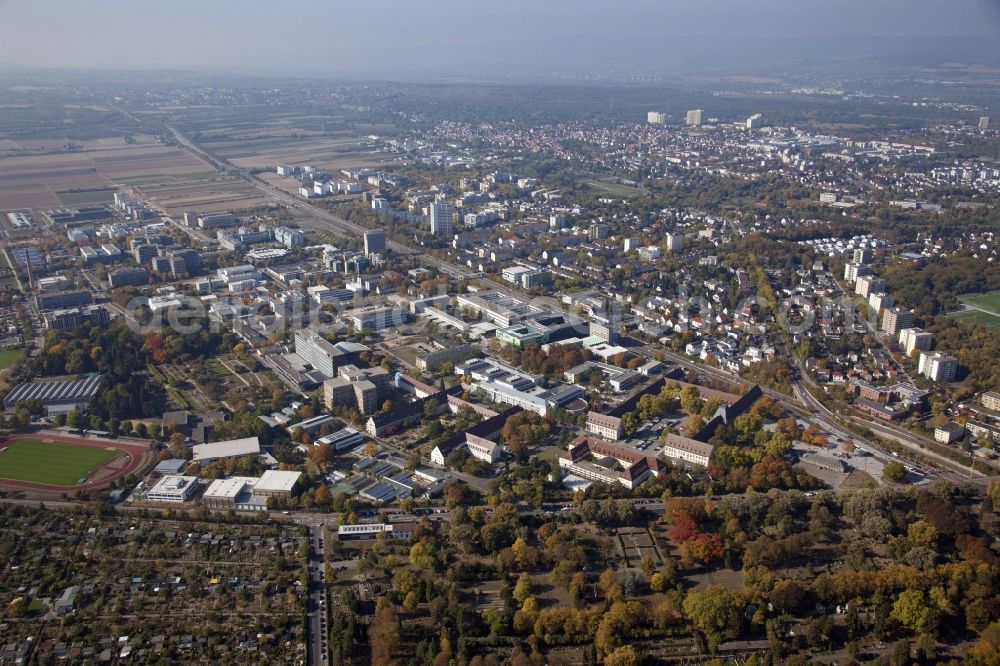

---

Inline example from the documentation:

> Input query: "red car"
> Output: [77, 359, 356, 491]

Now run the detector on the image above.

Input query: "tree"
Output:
[599, 568, 622, 602]
[370, 599, 402, 666]
[409, 541, 436, 570]
[603, 645, 640, 666]
[679, 386, 704, 414]
[66, 409, 82, 430]
[683, 585, 745, 649]
[513, 573, 532, 604]
[511, 537, 537, 570]
[621, 412, 637, 436]
[883, 461, 906, 483]
[148, 423, 161, 440]
[684, 413, 706, 437]
[7, 597, 27, 617]
[422, 398, 440, 421]
[891, 589, 939, 635]
[315, 483, 330, 507]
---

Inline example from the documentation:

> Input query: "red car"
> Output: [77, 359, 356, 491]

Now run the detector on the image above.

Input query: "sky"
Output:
[1, 0, 999, 80]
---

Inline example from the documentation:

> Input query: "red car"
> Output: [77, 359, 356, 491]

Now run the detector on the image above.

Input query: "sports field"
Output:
[963, 290, 1000, 312]
[0, 348, 23, 370]
[950, 309, 1000, 332]
[950, 290, 1000, 331]
[0, 438, 120, 485]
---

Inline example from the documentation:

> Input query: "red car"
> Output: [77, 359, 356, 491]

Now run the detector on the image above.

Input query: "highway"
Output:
[305, 525, 328, 666]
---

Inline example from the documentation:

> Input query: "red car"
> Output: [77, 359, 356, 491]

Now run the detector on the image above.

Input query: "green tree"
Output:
[883, 461, 906, 483]
[683, 584, 746, 650]
[891, 589, 939, 635]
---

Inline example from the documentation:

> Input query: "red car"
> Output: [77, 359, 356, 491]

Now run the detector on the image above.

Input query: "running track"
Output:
[0, 432, 151, 493]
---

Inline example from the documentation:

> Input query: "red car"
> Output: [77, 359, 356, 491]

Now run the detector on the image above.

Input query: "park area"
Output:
[0, 437, 121, 486]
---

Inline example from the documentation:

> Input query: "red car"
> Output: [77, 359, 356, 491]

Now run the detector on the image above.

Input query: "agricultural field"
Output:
[136, 177, 274, 215]
[200, 128, 406, 174]
[0, 141, 216, 209]
[0, 438, 120, 486]
[56, 189, 115, 205]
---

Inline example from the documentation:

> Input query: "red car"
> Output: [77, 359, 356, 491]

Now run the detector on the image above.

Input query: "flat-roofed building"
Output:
[324, 364, 391, 414]
[918, 351, 959, 383]
[589, 316, 618, 344]
[855, 276, 886, 299]
[3, 374, 104, 415]
[496, 323, 549, 348]
[36, 290, 93, 311]
[294, 329, 344, 379]
[314, 426, 365, 452]
[934, 422, 965, 444]
[202, 476, 258, 510]
[345, 305, 410, 331]
[44, 305, 110, 331]
[145, 475, 199, 503]
[337, 522, 416, 541]
[980, 391, 1000, 412]
[252, 470, 302, 501]
[967, 419, 1000, 444]
[898, 327, 933, 354]
[197, 212, 236, 229]
[881, 307, 914, 336]
[191, 436, 261, 464]
[108, 267, 149, 288]
[363, 230, 386, 257]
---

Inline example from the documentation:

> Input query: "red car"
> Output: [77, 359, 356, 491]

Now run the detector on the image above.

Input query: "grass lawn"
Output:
[0, 348, 24, 371]
[0, 439, 120, 485]
[56, 189, 115, 206]
[961, 290, 1000, 315]
[583, 179, 643, 198]
[949, 309, 1000, 332]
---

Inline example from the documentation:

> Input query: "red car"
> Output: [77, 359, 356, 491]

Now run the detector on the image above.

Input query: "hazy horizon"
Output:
[2, 0, 1000, 81]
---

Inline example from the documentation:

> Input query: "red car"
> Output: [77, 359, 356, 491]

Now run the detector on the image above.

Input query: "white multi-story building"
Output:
[843, 262, 872, 284]
[685, 109, 703, 126]
[869, 292, 895, 314]
[881, 307, 914, 335]
[647, 111, 666, 124]
[918, 351, 959, 382]
[898, 328, 933, 355]
[666, 234, 685, 252]
[855, 276, 886, 299]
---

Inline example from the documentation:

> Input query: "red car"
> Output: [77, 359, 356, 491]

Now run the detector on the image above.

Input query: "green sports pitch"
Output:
[0, 438, 120, 486]
[950, 290, 1000, 332]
